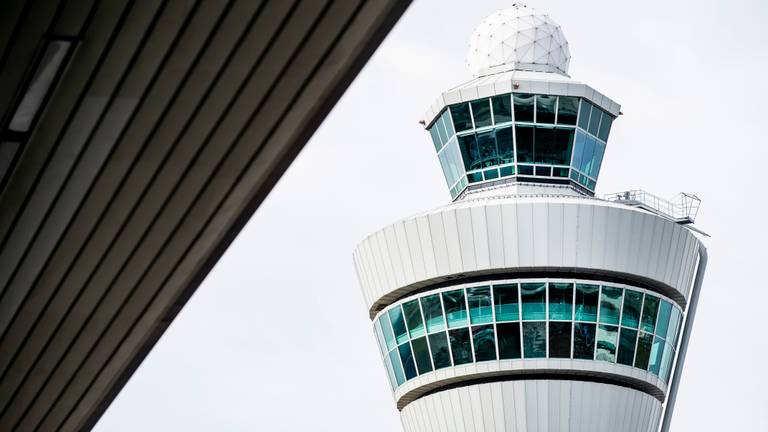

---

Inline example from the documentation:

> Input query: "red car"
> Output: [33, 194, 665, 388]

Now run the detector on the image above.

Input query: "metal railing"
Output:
[604, 190, 701, 224]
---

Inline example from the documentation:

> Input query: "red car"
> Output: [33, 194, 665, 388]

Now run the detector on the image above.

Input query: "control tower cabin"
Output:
[353, 5, 707, 432]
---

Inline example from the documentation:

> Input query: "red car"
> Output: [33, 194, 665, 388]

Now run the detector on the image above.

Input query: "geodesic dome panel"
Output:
[467, 4, 571, 77]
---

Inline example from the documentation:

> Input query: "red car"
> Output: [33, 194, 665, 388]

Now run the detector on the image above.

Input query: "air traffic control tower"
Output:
[353, 5, 707, 432]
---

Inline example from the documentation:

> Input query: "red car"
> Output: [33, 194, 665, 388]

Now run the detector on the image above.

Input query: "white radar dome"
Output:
[467, 4, 571, 77]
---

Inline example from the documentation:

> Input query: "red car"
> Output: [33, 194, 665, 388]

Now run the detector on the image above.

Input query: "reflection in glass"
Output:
[557, 96, 579, 125]
[467, 286, 493, 324]
[477, 131, 499, 168]
[428, 331, 452, 369]
[383, 353, 398, 390]
[660, 342, 674, 382]
[497, 322, 522, 359]
[441, 109, 455, 137]
[513, 93, 534, 122]
[449, 328, 473, 365]
[596, 324, 618, 362]
[599, 286, 622, 325]
[403, 300, 425, 338]
[575, 284, 599, 322]
[536, 95, 556, 123]
[496, 126, 514, 164]
[666, 307, 682, 344]
[617, 328, 638, 366]
[648, 336, 665, 376]
[472, 325, 497, 361]
[515, 124, 534, 163]
[471, 99, 492, 128]
[588, 107, 602, 136]
[634, 332, 654, 370]
[621, 290, 643, 329]
[549, 322, 572, 358]
[523, 322, 546, 358]
[597, 113, 612, 141]
[450, 103, 473, 132]
[379, 314, 396, 350]
[398, 343, 417, 380]
[411, 336, 433, 375]
[573, 323, 596, 359]
[656, 300, 672, 338]
[421, 294, 445, 333]
[549, 282, 573, 320]
[389, 306, 409, 344]
[429, 124, 442, 151]
[492, 94, 512, 124]
[577, 100, 592, 130]
[494, 284, 519, 321]
[641, 295, 660, 333]
[389, 349, 405, 385]
[442, 289, 468, 328]
[521, 282, 546, 320]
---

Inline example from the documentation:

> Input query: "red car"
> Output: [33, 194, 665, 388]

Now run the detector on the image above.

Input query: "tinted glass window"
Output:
[403, 300, 425, 338]
[621, 290, 643, 329]
[660, 342, 674, 382]
[573, 322, 596, 359]
[428, 331, 452, 369]
[450, 103, 473, 132]
[521, 282, 546, 320]
[515, 125, 534, 163]
[634, 332, 654, 370]
[494, 283, 519, 321]
[549, 322, 572, 358]
[513, 93, 535, 122]
[536, 95, 556, 123]
[471, 99, 492, 128]
[383, 353, 398, 390]
[571, 130, 587, 170]
[467, 172, 483, 183]
[549, 282, 573, 320]
[379, 314, 396, 350]
[398, 343, 417, 380]
[421, 294, 445, 333]
[590, 140, 605, 178]
[557, 96, 579, 125]
[575, 284, 599, 322]
[588, 106, 602, 136]
[522, 322, 546, 358]
[617, 328, 638, 366]
[641, 295, 660, 333]
[496, 126, 514, 164]
[655, 300, 672, 338]
[411, 336, 433, 375]
[492, 94, 512, 124]
[442, 289, 468, 328]
[497, 322, 522, 359]
[518, 165, 534, 175]
[467, 286, 493, 324]
[458, 134, 479, 171]
[579, 135, 596, 175]
[599, 286, 622, 325]
[597, 113, 612, 141]
[666, 307, 682, 344]
[389, 307, 409, 344]
[449, 328, 473, 365]
[472, 325, 497, 361]
[441, 109, 455, 137]
[388, 349, 405, 385]
[577, 100, 592, 130]
[429, 124, 442, 151]
[648, 336, 665, 376]
[596, 324, 618, 362]
[476, 130, 499, 168]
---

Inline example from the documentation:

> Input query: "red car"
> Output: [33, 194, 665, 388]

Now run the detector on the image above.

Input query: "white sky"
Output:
[95, 1, 768, 430]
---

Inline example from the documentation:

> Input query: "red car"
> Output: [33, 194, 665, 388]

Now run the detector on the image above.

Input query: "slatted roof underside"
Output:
[0, 1, 409, 430]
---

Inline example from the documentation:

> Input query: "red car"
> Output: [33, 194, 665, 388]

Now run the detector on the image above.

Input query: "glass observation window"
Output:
[573, 322, 596, 359]
[411, 336, 433, 374]
[513, 93, 535, 122]
[575, 284, 599, 322]
[549, 322, 572, 358]
[522, 321, 546, 358]
[471, 99, 492, 128]
[428, 331, 452, 369]
[467, 286, 493, 324]
[388, 350, 405, 385]
[496, 126, 514, 164]
[549, 282, 573, 320]
[599, 286, 623, 325]
[536, 95, 556, 124]
[494, 283, 519, 321]
[621, 290, 643, 329]
[515, 124, 534, 163]
[497, 322, 522, 359]
[660, 343, 674, 382]
[667, 307, 682, 344]
[577, 100, 592, 130]
[597, 113, 613, 141]
[634, 332, 654, 370]
[648, 337, 665, 376]
[617, 328, 638, 366]
[656, 300, 672, 338]
[450, 103, 473, 132]
[389, 306, 409, 345]
[557, 96, 579, 125]
[379, 313, 396, 350]
[443, 289, 468, 328]
[398, 343, 417, 380]
[449, 328, 473, 365]
[421, 294, 445, 333]
[641, 295, 660, 333]
[403, 299, 425, 338]
[472, 325, 497, 361]
[441, 109, 455, 138]
[596, 324, 619, 362]
[492, 94, 512, 124]
[521, 282, 546, 320]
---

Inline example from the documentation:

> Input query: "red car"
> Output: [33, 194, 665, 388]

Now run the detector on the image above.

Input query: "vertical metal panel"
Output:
[531, 204, 548, 266]
[471, 205, 491, 270]
[394, 221, 416, 284]
[501, 203, 519, 267]
[416, 215, 438, 279]
[575, 203, 593, 268]
[442, 209, 464, 274]
[455, 207, 477, 271]
[547, 202, 564, 267]
[385, 225, 405, 287]
[404, 218, 426, 281]
[562, 203, 578, 267]
[428, 212, 450, 276]
[516, 203, 534, 267]
[590, 204, 607, 270]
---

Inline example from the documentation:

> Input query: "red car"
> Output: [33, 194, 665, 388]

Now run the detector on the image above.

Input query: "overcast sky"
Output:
[95, 1, 768, 430]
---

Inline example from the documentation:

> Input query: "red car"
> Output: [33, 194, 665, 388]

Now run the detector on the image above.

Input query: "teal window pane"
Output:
[435, 116, 447, 144]
[534, 126, 573, 165]
[579, 135, 596, 175]
[577, 100, 592, 130]
[616, 328, 638, 366]
[513, 93, 534, 122]
[521, 282, 546, 320]
[492, 94, 512, 124]
[411, 336, 433, 375]
[494, 283, 519, 321]
[549, 282, 573, 320]
[553, 167, 569, 177]
[467, 286, 493, 324]
[597, 113, 612, 141]
[477, 130, 499, 168]
[388, 307, 409, 345]
[467, 172, 483, 183]
[471, 99, 492, 128]
[655, 300, 672, 338]
[441, 109, 455, 137]
[383, 352, 397, 391]
[518, 165, 534, 175]
[596, 324, 618, 362]
[621, 290, 643, 329]
[588, 106, 602, 135]
[660, 343, 675, 382]
[483, 168, 498, 180]
[449, 328, 473, 365]
[634, 332, 654, 370]
[648, 336, 664, 376]
[388, 349, 405, 385]
[589, 140, 605, 178]
[557, 96, 579, 125]
[458, 134, 479, 171]
[398, 343, 417, 380]
[497, 322, 522, 359]
[421, 294, 445, 333]
[429, 124, 442, 151]
[442, 289, 468, 328]
[571, 130, 586, 170]
[666, 307, 682, 344]
[599, 286, 622, 325]
[641, 295, 660, 333]
[428, 332, 451, 369]
[515, 124, 534, 163]
[472, 325, 497, 361]
[575, 284, 599, 322]
[403, 299, 425, 338]
[536, 94, 556, 123]
[549, 322, 572, 358]
[573, 323, 596, 359]
[500, 165, 515, 177]
[450, 103, 473, 132]
[522, 322, 546, 358]
[535, 165, 551, 177]
[496, 126, 514, 164]
[374, 321, 387, 357]
[379, 314, 396, 350]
